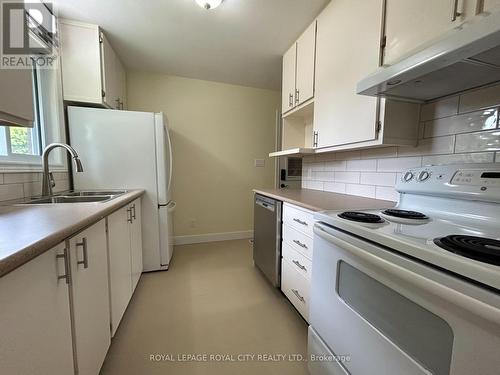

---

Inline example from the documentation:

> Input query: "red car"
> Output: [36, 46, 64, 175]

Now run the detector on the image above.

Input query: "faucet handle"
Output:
[49, 172, 56, 188]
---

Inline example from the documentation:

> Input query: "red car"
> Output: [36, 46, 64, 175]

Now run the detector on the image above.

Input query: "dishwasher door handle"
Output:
[256, 199, 275, 212]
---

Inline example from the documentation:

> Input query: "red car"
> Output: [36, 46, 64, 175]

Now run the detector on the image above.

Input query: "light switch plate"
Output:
[254, 159, 265, 167]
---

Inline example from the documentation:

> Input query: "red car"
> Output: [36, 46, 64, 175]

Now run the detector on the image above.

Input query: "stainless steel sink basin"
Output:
[26, 195, 114, 204]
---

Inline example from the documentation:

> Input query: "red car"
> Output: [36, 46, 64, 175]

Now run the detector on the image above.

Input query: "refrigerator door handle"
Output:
[165, 124, 173, 194]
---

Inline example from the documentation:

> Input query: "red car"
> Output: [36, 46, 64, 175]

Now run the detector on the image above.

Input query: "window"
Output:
[0, 68, 42, 162]
[0, 62, 66, 169]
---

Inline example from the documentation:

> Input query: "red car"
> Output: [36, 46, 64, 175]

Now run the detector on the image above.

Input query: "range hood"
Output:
[357, 11, 500, 103]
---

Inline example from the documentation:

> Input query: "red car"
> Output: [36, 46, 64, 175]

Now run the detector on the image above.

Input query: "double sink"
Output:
[23, 190, 127, 205]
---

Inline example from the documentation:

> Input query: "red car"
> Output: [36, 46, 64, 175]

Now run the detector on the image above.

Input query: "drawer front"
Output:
[281, 258, 310, 321]
[283, 203, 315, 236]
[282, 242, 312, 280]
[283, 224, 314, 260]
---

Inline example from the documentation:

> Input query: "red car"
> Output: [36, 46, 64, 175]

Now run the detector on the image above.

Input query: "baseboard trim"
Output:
[174, 230, 254, 246]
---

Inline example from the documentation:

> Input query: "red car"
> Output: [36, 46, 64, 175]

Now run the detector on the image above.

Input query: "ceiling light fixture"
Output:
[196, 0, 223, 10]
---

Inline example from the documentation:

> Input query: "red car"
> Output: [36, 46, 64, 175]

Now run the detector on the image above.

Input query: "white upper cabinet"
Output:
[480, 0, 500, 13]
[383, 0, 477, 65]
[0, 243, 74, 375]
[282, 21, 317, 114]
[68, 220, 110, 375]
[282, 44, 297, 113]
[295, 22, 317, 107]
[313, 0, 419, 151]
[60, 19, 126, 109]
[0, 69, 34, 127]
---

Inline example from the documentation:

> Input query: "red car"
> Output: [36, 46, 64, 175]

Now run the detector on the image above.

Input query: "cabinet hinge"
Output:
[101, 89, 106, 98]
[380, 35, 387, 49]
[376, 121, 382, 134]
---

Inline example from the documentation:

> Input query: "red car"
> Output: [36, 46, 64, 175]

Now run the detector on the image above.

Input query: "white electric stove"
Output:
[308, 164, 500, 375]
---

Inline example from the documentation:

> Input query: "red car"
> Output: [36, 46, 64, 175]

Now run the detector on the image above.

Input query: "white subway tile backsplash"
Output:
[397, 136, 455, 157]
[324, 182, 346, 194]
[314, 153, 335, 162]
[455, 129, 500, 153]
[377, 157, 422, 172]
[346, 184, 376, 199]
[335, 150, 361, 161]
[0, 184, 24, 201]
[324, 160, 346, 171]
[312, 171, 334, 181]
[302, 83, 500, 199]
[422, 152, 495, 166]
[424, 109, 497, 138]
[360, 172, 397, 187]
[346, 159, 377, 172]
[420, 96, 459, 121]
[459, 84, 500, 113]
[360, 147, 398, 159]
[0, 171, 70, 202]
[334, 171, 360, 184]
[375, 186, 399, 202]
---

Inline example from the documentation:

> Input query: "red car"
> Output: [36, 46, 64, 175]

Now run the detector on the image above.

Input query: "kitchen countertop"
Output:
[253, 188, 395, 212]
[0, 190, 145, 278]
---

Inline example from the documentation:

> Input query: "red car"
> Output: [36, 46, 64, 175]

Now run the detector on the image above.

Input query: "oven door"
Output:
[310, 223, 500, 375]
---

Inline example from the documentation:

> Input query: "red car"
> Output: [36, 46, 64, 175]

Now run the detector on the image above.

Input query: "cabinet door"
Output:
[0, 244, 74, 375]
[69, 220, 110, 375]
[282, 43, 297, 113]
[383, 0, 471, 65]
[296, 21, 316, 106]
[107, 206, 132, 336]
[60, 20, 103, 104]
[100, 32, 120, 109]
[314, 0, 382, 148]
[0, 69, 34, 127]
[130, 199, 143, 291]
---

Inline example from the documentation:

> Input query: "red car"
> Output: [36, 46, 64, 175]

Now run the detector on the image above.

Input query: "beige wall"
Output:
[127, 72, 280, 237]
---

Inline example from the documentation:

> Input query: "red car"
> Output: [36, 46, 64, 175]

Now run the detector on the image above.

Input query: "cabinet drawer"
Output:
[281, 258, 310, 321]
[283, 224, 313, 260]
[283, 203, 315, 236]
[282, 242, 312, 280]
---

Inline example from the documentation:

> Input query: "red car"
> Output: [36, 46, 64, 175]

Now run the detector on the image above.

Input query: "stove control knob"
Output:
[418, 171, 431, 182]
[403, 171, 414, 182]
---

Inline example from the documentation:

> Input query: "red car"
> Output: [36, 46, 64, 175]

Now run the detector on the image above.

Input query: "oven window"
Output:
[337, 261, 454, 375]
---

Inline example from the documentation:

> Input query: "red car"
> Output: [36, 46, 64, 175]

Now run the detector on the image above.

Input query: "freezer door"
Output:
[159, 201, 176, 268]
[155, 113, 173, 205]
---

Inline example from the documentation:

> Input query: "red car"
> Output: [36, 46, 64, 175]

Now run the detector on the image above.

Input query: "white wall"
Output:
[127, 72, 280, 238]
[302, 83, 500, 201]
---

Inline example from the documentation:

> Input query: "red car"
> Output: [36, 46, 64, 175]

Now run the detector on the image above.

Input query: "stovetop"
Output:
[314, 164, 500, 291]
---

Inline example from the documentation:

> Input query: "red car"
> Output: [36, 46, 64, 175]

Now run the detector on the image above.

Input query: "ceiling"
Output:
[54, 0, 330, 90]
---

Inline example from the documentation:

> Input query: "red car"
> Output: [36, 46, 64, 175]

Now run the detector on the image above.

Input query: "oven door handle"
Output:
[314, 223, 500, 325]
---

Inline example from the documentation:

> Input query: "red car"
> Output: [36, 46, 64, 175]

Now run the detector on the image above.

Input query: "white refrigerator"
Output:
[67, 106, 175, 272]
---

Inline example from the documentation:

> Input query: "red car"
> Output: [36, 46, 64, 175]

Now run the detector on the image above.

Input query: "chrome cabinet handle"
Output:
[292, 289, 305, 303]
[288, 93, 294, 107]
[292, 259, 307, 272]
[76, 237, 88, 269]
[127, 208, 133, 223]
[313, 131, 319, 147]
[293, 239, 308, 249]
[295, 89, 300, 104]
[115, 98, 121, 109]
[293, 218, 308, 226]
[131, 204, 136, 220]
[451, 0, 462, 21]
[56, 248, 70, 284]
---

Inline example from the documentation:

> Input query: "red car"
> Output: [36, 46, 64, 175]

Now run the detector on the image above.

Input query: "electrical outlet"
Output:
[254, 159, 265, 167]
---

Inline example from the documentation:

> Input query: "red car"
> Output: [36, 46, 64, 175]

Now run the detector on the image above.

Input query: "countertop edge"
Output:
[253, 189, 324, 211]
[0, 190, 145, 278]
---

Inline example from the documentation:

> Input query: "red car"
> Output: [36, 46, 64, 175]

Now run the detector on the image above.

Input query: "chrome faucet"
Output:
[41, 143, 84, 196]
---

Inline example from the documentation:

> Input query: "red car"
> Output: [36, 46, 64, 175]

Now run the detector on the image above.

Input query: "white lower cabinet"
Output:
[130, 199, 143, 291]
[0, 243, 74, 375]
[281, 203, 315, 322]
[107, 198, 143, 336]
[68, 220, 111, 375]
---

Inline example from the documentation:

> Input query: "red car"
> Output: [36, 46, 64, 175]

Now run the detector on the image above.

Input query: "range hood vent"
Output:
[357, 11, 500, 103]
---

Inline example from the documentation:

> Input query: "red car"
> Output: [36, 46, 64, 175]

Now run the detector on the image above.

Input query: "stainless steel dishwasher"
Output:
[253, 194, 282, 287]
